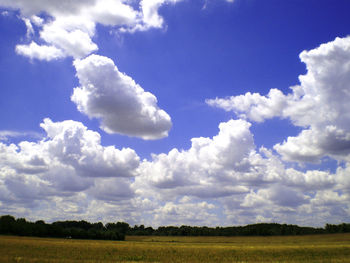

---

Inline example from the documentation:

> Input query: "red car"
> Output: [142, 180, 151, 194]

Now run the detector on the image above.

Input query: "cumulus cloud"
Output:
[134, 118, 340, 201]
[40, 118, 140, 177]
[0, 0, 182, 60]
[0, 118, 145, 223]
[15, 41, 65, 61]
[206, 88, 288, 123]
[1, 118, 349, 226]
[39, 20, 98, 58]
[207, 36, 350, 163]
[152, 200, 219, 226]
[89, 177, 135, 201]
[3, 1, 174, 139]
[2, 1, 174, 139]
[132, 117, 350, 226]
[72, 54, 172, 140]
[0, 0, 95, 17]
[130, 0, 182, 32]
[0, 119, 139, 208]
[135, 119, 255, 197]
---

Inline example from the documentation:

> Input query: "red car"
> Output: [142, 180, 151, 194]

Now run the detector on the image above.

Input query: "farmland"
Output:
[1, 234, 350, 262]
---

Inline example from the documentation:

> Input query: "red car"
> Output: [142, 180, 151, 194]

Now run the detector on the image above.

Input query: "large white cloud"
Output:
[207, 36, 350, 163]
[0, 0, 137, 59]
[135, 119, 255, 196]
[72, 54, 172, 140]
[0, 0, 184, 60]
[0, 118, 139, 204]
[1, 118, 349, 226]
[131, 118, 350, 227]
[1, 1, 173, 139]
[2, 1, 174, 140]
[0, 119, 140, 223]
[0, 118, 143, 222]
[41, 118, 140, 177]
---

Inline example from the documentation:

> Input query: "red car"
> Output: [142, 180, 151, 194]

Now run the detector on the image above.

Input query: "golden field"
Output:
[1, 234, 350, 262]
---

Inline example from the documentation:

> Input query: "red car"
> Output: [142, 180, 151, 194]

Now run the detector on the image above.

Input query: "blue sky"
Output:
[1, 0, 350, 227]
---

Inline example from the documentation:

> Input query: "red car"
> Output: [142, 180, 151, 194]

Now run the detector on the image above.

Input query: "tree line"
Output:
[0, 215, 127, 240]
[128, 223, 350, 236]
[1, 215, 349, 240]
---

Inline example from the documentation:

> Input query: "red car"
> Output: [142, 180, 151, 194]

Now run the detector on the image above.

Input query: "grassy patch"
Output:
[1, 234, 350, 262]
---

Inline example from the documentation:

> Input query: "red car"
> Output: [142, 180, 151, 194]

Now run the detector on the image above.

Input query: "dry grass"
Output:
[1, 234, 350, 262]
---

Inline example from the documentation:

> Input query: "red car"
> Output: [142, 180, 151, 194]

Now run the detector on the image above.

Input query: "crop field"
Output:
[1, 234, 350, 263]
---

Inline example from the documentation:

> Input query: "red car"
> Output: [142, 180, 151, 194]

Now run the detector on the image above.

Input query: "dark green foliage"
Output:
[127, 222, 348, 237]
[325, 223, 350, 233]
[0, 215, 125, 240]
[1, 215, 349, 240]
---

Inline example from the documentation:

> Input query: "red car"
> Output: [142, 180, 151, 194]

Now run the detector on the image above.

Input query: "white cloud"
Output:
[72, 54, 172, 140]
[89, 177, 135, 201]
[153, 200, 218, 226]
[274, 126, 350, 163]
[40, 118, 140, 177]
[39, 20, 98, 59]
[135, 119, 337, 204]
[0, 118, 144, 223]
[5, 1, 174, 139]
[207, 36, 350, 163]
[0, 0, 96, 17]
[123, 0, 183, 32]
[132, 117, 350, 226]
[140, 0, 166, 29]
[30, 15, 43, 26]
[1, 118, 349, 226]
[206, 88, 288, 122]
[22, 17, 34, 38]
[15, 41, 65, 61]
[139, 0, 179, 30]
[1, 0, 181, 60]
[90, 0, 138, 27]
[0, 130, 42, 141]
[135, 119, 255, 197]
[0, 119, 139, 206]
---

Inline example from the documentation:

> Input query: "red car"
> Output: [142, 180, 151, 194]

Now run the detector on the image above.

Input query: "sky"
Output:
[0, 0, 350, 227]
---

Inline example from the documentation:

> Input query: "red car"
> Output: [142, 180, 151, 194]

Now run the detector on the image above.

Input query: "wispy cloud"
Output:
[0, 130, 42, 141]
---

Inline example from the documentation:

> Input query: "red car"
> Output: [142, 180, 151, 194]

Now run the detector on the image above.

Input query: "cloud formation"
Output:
[0, 118, 139, 204]
[207, 37, 350, 163]
[1, 1, 349, 228]
[0, 0, 136, 59]
[132, 117, 350, 226]
[0, 0, 185, 60]
[2, 0, 173, 140]
[0, 118, 349, 226]
[15, 41, 65, 61]
[136, 119, 254, 193]
[72, 54, 172, 139]
[0, 130, 42, 141]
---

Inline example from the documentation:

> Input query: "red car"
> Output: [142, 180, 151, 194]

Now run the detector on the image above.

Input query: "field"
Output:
[1, 234, 350, 262]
